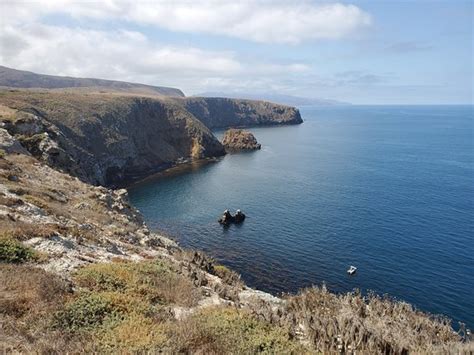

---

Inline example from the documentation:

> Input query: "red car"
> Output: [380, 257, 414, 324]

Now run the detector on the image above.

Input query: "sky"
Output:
[0, 0, 472, 104]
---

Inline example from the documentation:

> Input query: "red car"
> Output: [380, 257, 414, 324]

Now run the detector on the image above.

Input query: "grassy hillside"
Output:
[0, 66, 184, 97]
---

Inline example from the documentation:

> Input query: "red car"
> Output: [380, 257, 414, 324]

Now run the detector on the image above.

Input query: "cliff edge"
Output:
[181, 97, 303, 129]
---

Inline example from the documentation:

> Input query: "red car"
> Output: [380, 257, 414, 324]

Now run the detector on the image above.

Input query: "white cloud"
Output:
[0, 22, 309, 93]
[0, 1, 370, 96]
[1, 0, 371, 44]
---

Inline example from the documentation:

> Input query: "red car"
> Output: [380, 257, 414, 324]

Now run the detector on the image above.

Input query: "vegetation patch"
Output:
[213, 264, 242, 286]
[74, 259, 199, 307]
[0, 233, 38, 263]
[0, 221, 60, 241]
[170, 307, 306, 354]
[96, 314, 169, 352]
[0, 264, 69, 318]
[54, 292, 122, 331]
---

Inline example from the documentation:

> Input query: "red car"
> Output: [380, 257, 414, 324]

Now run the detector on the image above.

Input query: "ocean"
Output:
[128, 105, 474, 328]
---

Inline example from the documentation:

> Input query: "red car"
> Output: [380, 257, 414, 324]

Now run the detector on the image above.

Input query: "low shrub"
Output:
[96, 314, 169, 352]
[54, 292, 122, 331]
[170, 307, 306, 354]
[0, 234, 38, 263]
[74, 260, 199, 307]
[213, 264, 242, 286]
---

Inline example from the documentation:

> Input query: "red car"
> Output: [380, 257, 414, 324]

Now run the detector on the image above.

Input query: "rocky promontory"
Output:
[221, 129, 261, 151]
[180, 97, 303, 129]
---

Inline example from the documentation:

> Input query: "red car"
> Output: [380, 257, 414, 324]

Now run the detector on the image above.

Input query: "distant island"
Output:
[196, 91, 351, 106]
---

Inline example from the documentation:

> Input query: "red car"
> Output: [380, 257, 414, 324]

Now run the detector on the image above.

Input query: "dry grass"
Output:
[0, 104, 17, 121]
[280, 286, 464, 353]
[0, 221, 60, 241]
[0, 265, 85, 353]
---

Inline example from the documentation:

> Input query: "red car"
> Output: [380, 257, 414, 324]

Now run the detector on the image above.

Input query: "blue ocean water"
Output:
[128, 105, 474, 328]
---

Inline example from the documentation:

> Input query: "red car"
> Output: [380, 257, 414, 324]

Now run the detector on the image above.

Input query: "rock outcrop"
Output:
[221, 129, 261, 151]
[180, 97, 303, 129]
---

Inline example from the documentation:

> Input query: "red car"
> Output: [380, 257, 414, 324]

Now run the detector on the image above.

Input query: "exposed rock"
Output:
[0, 128, 29, 154]
[218, 209, 246, 225]
[221, 129, 261, 151]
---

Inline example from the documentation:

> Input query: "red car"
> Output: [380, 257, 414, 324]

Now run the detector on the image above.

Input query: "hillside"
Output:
[0, 66, 185, 98]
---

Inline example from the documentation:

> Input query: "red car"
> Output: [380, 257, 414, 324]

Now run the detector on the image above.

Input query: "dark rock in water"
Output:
[218, 209, 246, 225]
[221, 129, 261, 152]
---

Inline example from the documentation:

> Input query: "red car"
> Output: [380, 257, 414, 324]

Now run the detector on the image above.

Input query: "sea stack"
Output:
[221, 129, 261, 152]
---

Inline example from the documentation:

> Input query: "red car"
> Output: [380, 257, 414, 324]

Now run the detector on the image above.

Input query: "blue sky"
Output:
[1, 0, 472, 104]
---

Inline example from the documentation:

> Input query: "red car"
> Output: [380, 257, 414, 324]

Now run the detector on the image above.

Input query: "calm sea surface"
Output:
[128, 105, 474, 328]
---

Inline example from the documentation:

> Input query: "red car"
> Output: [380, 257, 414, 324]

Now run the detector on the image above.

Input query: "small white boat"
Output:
[347, 266, 357, 275]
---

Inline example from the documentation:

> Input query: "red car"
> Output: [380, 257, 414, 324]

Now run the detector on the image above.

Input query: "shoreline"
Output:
[126, 156, 223, 189]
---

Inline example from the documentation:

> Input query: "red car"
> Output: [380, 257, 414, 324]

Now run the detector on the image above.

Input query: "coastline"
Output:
[126, 156, 223, 189]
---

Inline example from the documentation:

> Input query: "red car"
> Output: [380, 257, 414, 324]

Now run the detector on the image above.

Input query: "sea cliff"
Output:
[181, 97, 303, 129]
[0, 90, 303, 187]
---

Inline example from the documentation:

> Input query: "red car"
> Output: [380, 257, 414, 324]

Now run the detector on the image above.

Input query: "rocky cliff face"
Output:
[0, 91, 224, 187]
[180, 97, 303, 129]
[0, 90, 304, 187]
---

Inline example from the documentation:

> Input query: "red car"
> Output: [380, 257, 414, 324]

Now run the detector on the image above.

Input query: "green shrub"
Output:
[54, 293, 121, 331]
[213, 264, 242, 286]
[74, 260, 199, 307]
[171, 307, 305, 354]
[0, 149, 5, 159]
[0, 235, 37, 263]
[96, 314, 169, 352]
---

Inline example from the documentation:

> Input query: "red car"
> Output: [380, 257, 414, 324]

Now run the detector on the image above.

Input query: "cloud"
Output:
[1, 0, 371, 44]
[0, 22, 309, 93]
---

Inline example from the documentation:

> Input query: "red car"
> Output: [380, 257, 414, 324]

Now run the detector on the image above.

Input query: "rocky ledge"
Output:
[221, 129, 261, 151]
